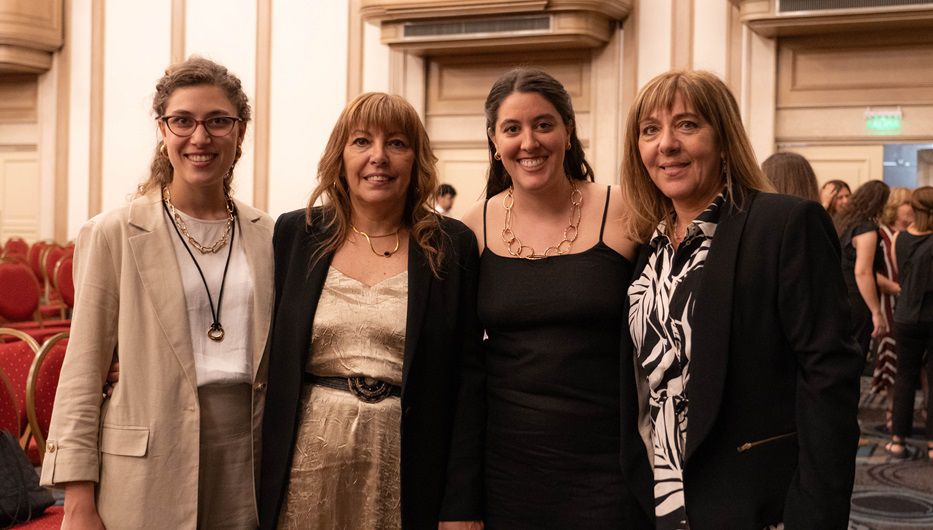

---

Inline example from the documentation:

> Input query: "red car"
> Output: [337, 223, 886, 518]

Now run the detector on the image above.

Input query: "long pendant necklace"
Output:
[501, 180, 583, 260]
[351, 224, 401, 258]
[162, 198, 235, 342]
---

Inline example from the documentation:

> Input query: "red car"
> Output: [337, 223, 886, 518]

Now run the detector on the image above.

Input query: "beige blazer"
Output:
[40, 191, 274, 529]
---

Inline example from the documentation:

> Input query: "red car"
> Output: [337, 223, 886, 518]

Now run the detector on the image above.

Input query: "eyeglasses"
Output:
[159, 115, 242, 137]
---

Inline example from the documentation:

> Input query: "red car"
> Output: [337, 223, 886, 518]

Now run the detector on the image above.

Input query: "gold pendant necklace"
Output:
[501, 181, 583, 260]
[162, 188, 234, 254]
[351, 224, 401, 258]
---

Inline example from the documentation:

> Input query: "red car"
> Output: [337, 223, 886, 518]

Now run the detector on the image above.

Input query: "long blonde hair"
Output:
[305, 92, 445, 275]
[137, 57, 251, 198]
[620, 70, 773, 243]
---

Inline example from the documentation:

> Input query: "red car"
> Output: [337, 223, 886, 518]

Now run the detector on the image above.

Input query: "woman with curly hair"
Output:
[837, 180, 892, 356]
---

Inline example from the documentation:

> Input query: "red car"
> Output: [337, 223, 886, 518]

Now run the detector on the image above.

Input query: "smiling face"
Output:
[637, 94, 723, 212]
[342, 124, 414, 215]
[159, 84, 244, 196]
[489, 91, 571, 193]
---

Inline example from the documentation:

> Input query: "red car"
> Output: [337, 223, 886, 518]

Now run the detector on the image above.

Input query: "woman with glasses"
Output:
[41, 57, 273, 529]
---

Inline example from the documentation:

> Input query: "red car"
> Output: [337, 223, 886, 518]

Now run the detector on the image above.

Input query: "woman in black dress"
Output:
[837, 180, 891, 355]
[440, 68, 648, 529]
[886, 186, 933, 459]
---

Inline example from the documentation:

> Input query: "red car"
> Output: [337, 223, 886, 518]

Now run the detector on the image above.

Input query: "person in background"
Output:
[620, 70, 861, 529]
[760, 151, 820, 202]
[821, 179, 852, 219]
[435, 183, 458, 216]
[871, 187, 912, 430]
[41, 57, 273, 529]
[258, 92, 481, 529]
[837, 180, 891, 356]
[443, 67, 647, 529]
[886, 186, 933, 460]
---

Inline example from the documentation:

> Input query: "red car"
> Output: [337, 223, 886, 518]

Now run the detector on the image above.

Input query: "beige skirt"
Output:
[197, 382, 255, 529]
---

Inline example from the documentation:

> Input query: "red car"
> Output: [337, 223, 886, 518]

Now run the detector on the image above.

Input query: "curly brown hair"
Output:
[836, 180, 890, 236]
[305, 92, 445, 276]
[136, 56, 251, 198]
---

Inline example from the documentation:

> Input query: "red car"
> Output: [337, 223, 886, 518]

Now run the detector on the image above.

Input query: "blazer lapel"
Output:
[234, 200, 273, 380]
[401, 235, 431, 396]
[684, 194, 752, 461]
[126, 192, 197, 391]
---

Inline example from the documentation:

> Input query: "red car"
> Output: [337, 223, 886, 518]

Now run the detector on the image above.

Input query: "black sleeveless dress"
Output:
[478, 187, 640, 529]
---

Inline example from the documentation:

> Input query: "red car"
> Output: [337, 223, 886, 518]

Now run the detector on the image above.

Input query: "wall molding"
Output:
[53, 0, 71, 241]
[0, 0, 63, 73]
[735, 0, 933, 37]
[88, 0, 103, 217]
[252, 0, 271, 211]
[171, 0, 185, 64]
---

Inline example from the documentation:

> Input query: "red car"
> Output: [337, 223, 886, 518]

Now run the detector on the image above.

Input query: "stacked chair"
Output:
[0, 327, 68, 526]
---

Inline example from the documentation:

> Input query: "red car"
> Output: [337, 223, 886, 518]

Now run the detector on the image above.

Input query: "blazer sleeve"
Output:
[439, 226, 486, 521]
[776, 200, 862, 528]
[41, 217, 121, 486]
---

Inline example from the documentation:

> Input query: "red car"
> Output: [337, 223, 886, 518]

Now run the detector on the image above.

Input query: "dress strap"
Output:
[482, 198, 490, 248]
[599, 186, 611, 243]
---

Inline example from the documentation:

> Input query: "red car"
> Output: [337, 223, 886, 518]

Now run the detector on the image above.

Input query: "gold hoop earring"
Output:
[494, 151, 502, 161]
[159, 142, 168, 157]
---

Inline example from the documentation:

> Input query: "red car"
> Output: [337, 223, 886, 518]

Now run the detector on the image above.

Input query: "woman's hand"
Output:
[62, 482, 106, 530]
[439, 522, 484, 530]
[103, 360, 119, 398]
[871, 309, 889, 337]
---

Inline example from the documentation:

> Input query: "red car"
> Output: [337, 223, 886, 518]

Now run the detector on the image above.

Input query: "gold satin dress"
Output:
[278, 267, 408, 530]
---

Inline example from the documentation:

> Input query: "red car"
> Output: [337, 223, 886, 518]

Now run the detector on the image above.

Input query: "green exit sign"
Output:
[865, 108, 902, 133]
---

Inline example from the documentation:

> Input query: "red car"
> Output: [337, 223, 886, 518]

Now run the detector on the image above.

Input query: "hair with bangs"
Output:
[620, 70, 773, 242]
[909, 186, 933, 232]
[880, 186, 912, 228]
[137, 56, 250, 198]
[305, 92, 444, 275]
[761, 152, 819, 202]
[483, 67, 593, 198]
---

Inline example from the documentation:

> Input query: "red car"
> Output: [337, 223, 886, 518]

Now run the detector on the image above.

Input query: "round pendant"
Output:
[383, 251, 391, 257]
[207, 324, 225, 342]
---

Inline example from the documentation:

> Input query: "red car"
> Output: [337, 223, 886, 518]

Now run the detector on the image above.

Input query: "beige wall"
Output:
[8, 0, 933, 240]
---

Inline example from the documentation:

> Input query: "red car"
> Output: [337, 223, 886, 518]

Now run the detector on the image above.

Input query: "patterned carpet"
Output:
[851, 378, 932, 530]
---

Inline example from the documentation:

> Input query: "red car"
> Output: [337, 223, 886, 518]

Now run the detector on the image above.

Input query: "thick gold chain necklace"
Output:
[501, 181, 583, 260]
[351, 224, 401, 258]
[162, 188, 234, 254]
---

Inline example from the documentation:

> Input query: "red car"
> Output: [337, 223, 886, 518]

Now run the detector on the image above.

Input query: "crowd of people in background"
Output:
[28, 55, 932, 530]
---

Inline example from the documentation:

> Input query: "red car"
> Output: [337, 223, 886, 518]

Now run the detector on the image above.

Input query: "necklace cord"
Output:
[162, 200, 235, 340]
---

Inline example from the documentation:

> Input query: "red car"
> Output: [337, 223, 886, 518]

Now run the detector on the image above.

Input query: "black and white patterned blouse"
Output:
[628, 194, 724, 530]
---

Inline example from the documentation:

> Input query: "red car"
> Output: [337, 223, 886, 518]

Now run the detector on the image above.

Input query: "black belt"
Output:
[304, 374, 401, 403]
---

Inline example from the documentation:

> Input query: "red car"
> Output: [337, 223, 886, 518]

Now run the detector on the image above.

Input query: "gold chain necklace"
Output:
[163, 188, 234, 254]
[501, 181, 583, 260]
[351, 224, 401, 258]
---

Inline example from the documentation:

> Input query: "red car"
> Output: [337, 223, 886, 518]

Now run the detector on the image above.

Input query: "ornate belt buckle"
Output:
[347, 376, 392, 403]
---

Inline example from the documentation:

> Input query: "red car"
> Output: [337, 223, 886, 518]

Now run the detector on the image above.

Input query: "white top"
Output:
[168, 207, 253, 386]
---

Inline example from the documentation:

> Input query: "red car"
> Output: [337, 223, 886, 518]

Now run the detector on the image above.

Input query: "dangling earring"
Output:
[159, 142, 168, 157]
[494, 151, 502, 161]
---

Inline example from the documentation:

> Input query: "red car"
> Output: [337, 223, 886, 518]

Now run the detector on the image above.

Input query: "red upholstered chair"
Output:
[0, 260, 41, 324]
[18, 505, 65, 529]
[27, 241, 49, 283]
[0, 328, 39, 436]
[2, 236, 29, 260]
[26, 332, 68, 461]
[0, 368, 19, 436]
[52, 256, 75, 310]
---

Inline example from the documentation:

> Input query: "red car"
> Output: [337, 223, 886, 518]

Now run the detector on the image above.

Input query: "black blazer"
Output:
[620, 191, 862, 529]
[258, 208, 482, 529]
